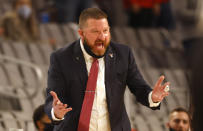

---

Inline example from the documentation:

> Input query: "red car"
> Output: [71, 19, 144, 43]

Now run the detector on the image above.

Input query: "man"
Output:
[44, 8, 170, 131]
[0, 0, 39, 42]
[33, 104, 54, 131]
[166, 107, 190, 131]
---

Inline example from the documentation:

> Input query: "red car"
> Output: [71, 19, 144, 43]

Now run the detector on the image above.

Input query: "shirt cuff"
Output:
[148, 92, 161, 107]
[51, 108, 64, 121]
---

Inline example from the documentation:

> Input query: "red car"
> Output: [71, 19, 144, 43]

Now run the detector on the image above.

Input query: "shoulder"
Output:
[110, 41, 131, 56]
[110, 41, 129, 49]
[51, 40, 79, 59]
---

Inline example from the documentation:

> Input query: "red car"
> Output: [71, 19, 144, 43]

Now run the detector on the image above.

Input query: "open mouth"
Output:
[95, 42, 104, 49]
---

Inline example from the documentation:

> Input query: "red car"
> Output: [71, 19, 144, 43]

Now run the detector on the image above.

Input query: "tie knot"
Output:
[92, 58, 98, 67]
[93, 58, 98, 62]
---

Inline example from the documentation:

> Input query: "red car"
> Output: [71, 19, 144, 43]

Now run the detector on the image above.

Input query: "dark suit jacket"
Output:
[45, 40, 159, 131]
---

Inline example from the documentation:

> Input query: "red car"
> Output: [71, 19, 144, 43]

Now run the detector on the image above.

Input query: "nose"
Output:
[178, 121, 185, 129]
[97, 32, 106, 41]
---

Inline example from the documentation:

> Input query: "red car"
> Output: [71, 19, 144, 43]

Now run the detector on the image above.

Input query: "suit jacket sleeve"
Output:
[126, 48, 159, 109]
[44, 52, 69, 123]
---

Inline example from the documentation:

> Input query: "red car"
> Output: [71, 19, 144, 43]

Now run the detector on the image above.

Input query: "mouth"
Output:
[95, 42, 104, 50]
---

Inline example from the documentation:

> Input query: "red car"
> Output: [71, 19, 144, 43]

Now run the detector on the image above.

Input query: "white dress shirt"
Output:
[51, 39, 160, 130]
[80, 40, 111, 131]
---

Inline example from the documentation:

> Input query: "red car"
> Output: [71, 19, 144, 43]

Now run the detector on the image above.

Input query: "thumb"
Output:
[50, 91, 59, 104]
[154, 75, 165, 89]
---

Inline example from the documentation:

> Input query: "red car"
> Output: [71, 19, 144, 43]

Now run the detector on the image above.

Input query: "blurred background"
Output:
[0, 0, 202, 130]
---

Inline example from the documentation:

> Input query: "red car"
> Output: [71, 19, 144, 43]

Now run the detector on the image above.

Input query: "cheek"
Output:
[106, 34, 111, 41]
[105, 35, 111, 45]
[86, 34, 97, 43]
[170, 122, 178, 127]
[185, 124, 190, 128]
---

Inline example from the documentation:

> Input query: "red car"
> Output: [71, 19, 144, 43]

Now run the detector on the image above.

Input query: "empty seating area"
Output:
[0, 22, 190, 131]
[115, 27, 190, 131]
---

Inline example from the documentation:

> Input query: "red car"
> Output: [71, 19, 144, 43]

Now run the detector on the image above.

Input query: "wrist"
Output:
[51, 108, 64, 121]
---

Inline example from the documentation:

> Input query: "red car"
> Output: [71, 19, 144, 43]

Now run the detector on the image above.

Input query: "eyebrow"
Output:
[174, 118, 189, 121]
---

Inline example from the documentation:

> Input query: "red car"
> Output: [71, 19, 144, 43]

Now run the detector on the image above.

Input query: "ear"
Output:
[78, 29, 84, 40]
[37, 121, 44, 130]
[166, 122, 170, 128]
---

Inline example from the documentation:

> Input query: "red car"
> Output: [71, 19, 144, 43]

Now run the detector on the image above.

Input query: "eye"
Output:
[91, 30, 99, 34]
[183, 120, 188, 124]
[174, 119, 180, 123]
[103, 29, 109, 33]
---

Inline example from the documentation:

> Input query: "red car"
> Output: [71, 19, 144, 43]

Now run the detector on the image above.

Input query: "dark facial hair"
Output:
[83, 39, 108, 59]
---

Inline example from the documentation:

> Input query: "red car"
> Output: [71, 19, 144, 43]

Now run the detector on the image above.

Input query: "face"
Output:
[78, 18, 111, 56]
[37, 114, 52, 131]
[167, 112, 190, 131]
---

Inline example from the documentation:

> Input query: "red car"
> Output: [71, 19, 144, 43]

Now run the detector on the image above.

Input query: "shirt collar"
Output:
[80, 39, 92, 62]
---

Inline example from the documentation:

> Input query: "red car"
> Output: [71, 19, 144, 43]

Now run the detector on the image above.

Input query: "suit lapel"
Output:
[73, 40, 88, 90]
[105, 43, 116, 109]
[72, 40, 116, 96]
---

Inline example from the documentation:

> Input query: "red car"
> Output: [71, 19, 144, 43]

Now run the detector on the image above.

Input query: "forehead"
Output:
[85, 18, 109, 29]
[170, 112, 189, 121]
[41, 114, 51, 122]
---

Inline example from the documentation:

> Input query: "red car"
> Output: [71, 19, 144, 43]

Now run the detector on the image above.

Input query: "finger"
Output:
[53, 99, 62, 107]
[50, 91, 61, 106]
[56, 105, 67, 110]
[161, 82, 170, 90]
[55, 103, 69, 110]
[155, 75, 165, 88]
[161, 92, 169, 99]
[64, 107, 72, 113]
[56, 101, 67, 108]
[56, 103, 68, 109]
[58, 101, 64, 106]
[50, 91, 59, 101]
[165, 92, 169, 96]
[59, 108, 72, 116]
[64, 104, 68, 108]
[56, 100, 61, 105]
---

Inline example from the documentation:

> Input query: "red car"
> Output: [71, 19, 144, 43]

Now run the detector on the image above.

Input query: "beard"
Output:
[83, 36, 110, 58]
[169, 127, 189, 131]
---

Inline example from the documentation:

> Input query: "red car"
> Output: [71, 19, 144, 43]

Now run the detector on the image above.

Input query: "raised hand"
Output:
[152, 75, 170, 103]
[50, 91, 72, 119]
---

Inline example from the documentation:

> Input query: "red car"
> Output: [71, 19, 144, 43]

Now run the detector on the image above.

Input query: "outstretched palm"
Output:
[50, 91, 72, 119]
[152, 76, 170, 103]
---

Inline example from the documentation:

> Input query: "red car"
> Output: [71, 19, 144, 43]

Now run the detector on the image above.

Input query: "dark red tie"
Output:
[77, 58, 99, 131]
